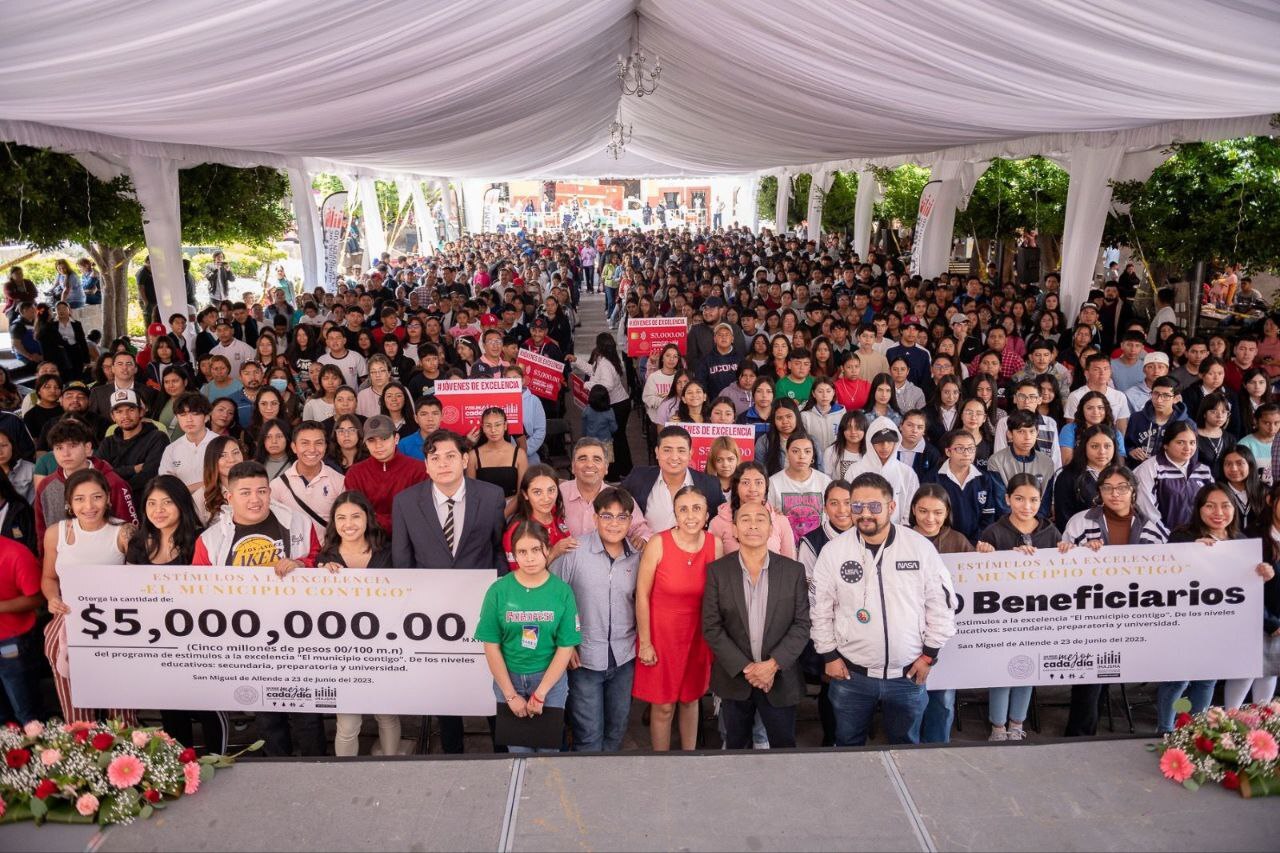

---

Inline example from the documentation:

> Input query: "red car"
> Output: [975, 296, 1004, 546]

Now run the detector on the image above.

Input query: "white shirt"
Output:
[270, 461, 345, 539]
[211, 338, 255, 375]
[159, 430, 216, 487]
[645, 470, 693, 534]
[433, 481, 467, 557]
[583, 356, 629, 406]
[318, 349, 368, 389]
[1063, 385, 1132, 423]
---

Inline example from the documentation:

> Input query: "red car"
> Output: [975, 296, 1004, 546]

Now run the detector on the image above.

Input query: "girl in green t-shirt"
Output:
[475, 520, 580, 751]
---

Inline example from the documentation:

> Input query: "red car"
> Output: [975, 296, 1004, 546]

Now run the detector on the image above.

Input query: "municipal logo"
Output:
[233, 685, 259, 706]
[1007, 655, 1035, 680]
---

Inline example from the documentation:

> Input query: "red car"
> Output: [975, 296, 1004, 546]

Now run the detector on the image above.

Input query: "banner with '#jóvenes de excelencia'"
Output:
[927, 540, 1265, 690]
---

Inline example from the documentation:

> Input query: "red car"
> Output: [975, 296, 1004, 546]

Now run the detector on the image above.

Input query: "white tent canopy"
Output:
[3, 0, 1279, 317]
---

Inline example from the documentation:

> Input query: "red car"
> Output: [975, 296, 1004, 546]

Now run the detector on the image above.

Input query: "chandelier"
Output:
[606, 106, 632, 159]
[617, 12, 661, 97]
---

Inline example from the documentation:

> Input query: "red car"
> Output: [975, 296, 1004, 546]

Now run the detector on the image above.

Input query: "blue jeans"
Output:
[989, 686, 1032, 726]
[0, 627, 41, 726]
[604, 286, 618, 321]
[567, 660, 634, 752]
[492, 670, 568, 754]
[1156, 680, 1216, 733]
[921, 689, 954, 744]
[827, 671, 927, 746]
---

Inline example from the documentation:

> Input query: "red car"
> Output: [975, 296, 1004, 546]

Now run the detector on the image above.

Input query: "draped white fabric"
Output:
[1, 1, 1277, 178]
[127, 156, 186, 321]
[402, 181, 438, 257]
[288, 167, 324, 295]
[356, 178, 386, 262]
[911, 160, 991, 279]
[805, 170, 834, 246]
[774, 176, 792, 236]
[852, 168, 880, 260]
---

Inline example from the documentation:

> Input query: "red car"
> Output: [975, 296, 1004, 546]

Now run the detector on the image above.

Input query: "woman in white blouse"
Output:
[577, 332, 632, 481]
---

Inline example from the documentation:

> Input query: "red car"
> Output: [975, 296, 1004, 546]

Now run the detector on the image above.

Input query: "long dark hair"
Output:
[317, 490, 389, 563]
[249, 386, 287, 439]
[728, 460, 770, 514]
[588, 331, 623, 377]
[864, 372, 901, 415]
[1218, 445, 1267, 534]
[760, 398, 803, 476]
[1175, 482, 1241, 541]
[126, 475, 202, 564]
[510, 463, 564, 523]
[909, 483, 954, 530]
[253, 418, 295, 464]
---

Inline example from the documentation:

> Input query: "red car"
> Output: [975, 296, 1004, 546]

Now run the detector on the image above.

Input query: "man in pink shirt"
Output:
[559, 437, 649, 547]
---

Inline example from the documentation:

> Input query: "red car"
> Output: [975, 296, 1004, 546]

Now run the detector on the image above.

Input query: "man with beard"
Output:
[809, 472, 956, 747]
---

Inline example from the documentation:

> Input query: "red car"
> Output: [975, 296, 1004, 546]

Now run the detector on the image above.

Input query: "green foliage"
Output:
[1109, 137, 1280, 273]
[871, 164, 931, 229]
[822, 171, 859, 231]
[0, 145, 290, 251]
[756, 171, 859, 230]
[956, 157, 1069, 242]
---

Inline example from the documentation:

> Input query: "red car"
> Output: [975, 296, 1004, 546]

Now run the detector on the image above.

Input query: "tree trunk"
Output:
[89, 243, 139, 343]
[1041, 235, 1062, 278]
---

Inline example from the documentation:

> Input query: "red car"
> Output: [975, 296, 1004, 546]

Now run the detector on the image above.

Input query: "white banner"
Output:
[320, 191, 348, 292]
[908, 179, 941, 278]
[929, 540, 1265, 690]
[61, 564, 496, 716]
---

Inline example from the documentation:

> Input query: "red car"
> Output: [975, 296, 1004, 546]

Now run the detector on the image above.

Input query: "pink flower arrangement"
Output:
[1155, 700, 1280, 798]
[0, 718, 261, 826]
[106, 754, 144, 789]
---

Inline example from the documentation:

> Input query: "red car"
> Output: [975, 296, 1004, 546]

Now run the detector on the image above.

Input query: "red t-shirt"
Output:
[503, 515, 571, 574]
[0, 537, 41, 640]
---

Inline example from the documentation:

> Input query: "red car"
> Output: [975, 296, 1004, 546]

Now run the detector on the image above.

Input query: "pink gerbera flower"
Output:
[183, 760, 201, 795]
[1159, 747, 1195, 783]
[106, 754, 145, 789]
[1247, 729, 1279, 762]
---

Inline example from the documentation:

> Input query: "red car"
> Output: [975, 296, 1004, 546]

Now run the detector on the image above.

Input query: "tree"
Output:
[0, 145, 290, 340]
[1108, 136, 1280, 280]
[756, 171, 859, 231]
[870, 164, 931, 231]
[822, 171, 859, 232]
[955, 157, 1070, 279]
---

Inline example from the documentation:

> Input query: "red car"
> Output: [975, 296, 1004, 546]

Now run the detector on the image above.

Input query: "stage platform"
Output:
[5, 739, 1277, 852]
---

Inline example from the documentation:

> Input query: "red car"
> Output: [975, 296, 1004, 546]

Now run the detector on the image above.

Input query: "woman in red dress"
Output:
[633, 486, 723, 750]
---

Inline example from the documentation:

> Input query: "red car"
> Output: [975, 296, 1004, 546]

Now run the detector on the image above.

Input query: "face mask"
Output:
[270, 378, 288, 392]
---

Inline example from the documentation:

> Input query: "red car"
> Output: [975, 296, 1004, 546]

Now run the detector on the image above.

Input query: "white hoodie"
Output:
[849, 416, 919, 525]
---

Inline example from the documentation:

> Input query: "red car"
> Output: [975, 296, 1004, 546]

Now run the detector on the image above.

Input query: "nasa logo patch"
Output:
[896, 561, 920, 571]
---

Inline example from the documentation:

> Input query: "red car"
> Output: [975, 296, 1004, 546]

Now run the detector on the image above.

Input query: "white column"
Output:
[125, 154, 187, 324]
[910, 159, 990, 280]
[460, 178, 489, 234]
[773, 174, 791, 236]
[852, 166, 879, 259]
[439, 178, 458, 242]
[741, 174, 760, 232]
[287, 167, 323, 294]
[357, 177, 387, 262]
[805, 168, 834, 245]
[405, 180, 438, 256]
[1059, 144, 1127, 322]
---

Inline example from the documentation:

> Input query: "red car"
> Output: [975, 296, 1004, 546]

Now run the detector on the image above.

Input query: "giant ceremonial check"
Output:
[927, 540, 1264, 690]
[59, 564, 496, 717]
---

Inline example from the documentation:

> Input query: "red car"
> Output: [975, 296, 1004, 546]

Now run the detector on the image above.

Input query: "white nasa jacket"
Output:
[811, 523, 956, 678]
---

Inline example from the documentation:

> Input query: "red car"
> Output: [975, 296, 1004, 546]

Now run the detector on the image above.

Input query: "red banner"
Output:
[517, 348, 565, 402]
[570, 371, 589, 407]
[627, 317, 688, 357]
[435, 378, 524, 435]
[669, 422, 756, 471]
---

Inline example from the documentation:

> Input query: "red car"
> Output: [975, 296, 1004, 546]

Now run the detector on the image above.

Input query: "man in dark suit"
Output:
[620, 425, 725, 532]
[391, 430, 506, 572]
[390, 428, 506, 755]
[702, 502, 810, 749]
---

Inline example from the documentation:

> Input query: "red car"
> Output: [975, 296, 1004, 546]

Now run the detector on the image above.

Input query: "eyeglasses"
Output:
[1151, 392, 1176, 401]
[949, 445, 977, 454]
[1013, 392, 1041, 401]
[850, 501, 884, 516]
[597, 512, 632, 523]
[1099, 484, 1133, 495]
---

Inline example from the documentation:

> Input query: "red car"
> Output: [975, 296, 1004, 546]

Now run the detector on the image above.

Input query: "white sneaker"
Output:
[1006, 726, 1027, 741]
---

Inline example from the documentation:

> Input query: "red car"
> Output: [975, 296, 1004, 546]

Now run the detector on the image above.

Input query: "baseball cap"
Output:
[532, 317, 549, 330]
[110, 389, 140, 410]
[903, 315, 926, 330]
[1144, 351, 1170, 367]
[1081, 302, 1099, 311]
[363, 415, 395, 440]
[714, 322, 735, 334]
[148, 322, 167, 337]
[949, 313, 969, 325]
[63, 381, 90, 396]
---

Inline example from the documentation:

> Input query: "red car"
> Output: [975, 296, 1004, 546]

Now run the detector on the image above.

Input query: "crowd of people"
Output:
[1, 223, 1278, 757]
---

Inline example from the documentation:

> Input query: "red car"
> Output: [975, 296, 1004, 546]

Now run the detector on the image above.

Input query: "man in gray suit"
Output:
[391, 429, 506, 573]
[702, 501, 810, 749]
[391, 428, 507, 754]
